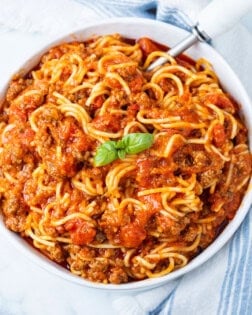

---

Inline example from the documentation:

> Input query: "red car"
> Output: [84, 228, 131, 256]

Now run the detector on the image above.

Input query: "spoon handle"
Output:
[198, 0, 252, 39]
[147, 0, 252, 71]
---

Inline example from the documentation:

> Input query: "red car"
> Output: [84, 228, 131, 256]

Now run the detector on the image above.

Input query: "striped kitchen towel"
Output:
[0, 1, 251, 314]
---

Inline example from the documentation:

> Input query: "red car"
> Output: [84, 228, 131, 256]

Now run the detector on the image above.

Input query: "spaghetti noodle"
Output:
[0, 34, 251, 284]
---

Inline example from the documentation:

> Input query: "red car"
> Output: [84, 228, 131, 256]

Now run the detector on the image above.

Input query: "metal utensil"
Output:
[147, 0, 252, 71]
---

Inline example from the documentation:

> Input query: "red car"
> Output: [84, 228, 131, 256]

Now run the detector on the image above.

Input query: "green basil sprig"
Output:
[94, 133, 154, 167]
[93, 141, 119, 167]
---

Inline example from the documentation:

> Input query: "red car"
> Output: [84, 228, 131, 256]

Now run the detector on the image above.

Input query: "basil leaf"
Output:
[118, 149, 126, 159]
[94, 141, 118, 166]
[115, 139, 126, 150]
[94, 133, 154, 167]
[123, 133, 154, 154]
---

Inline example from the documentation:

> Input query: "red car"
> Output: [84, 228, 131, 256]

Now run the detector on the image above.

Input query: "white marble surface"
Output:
[0, 10, 252, 315]
[0, 235, 118, 315]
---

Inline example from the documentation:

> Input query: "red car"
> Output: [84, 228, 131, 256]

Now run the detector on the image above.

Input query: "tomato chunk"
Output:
[205, 94, 235, 113]
[92, 114, 121, 132]
[120, 222, 146, 248]
[212, 124, 226, 147]
[138, 37, 166, 58]
[67, 220, 96, 246]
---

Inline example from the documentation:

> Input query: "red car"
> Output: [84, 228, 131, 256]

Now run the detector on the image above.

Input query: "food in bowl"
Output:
[0, 33, 251, 284]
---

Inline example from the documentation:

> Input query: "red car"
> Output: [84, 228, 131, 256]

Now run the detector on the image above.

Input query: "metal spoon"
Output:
[147, 0, 252, 71]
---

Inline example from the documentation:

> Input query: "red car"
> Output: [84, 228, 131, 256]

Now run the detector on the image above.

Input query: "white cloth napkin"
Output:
[0, 1, 252, 314]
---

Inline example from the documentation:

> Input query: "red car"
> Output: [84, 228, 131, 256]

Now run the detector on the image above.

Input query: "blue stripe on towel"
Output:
[225, 225, 243, 314]
[87, 0, 156, 9]
[218, 228, 239, 314]
[238, 210, 252, 315]
[156, 7, 191, 31]
[232, 219, 249, 315]
[97, 0, 157, 10]
[231, 226, 245, 314]
[149, 281, 180, 315]
[74, 0, 193, 29]
[218, 209, 252, 315]
[167, 285, 178, 315]
[74, 0, 112, 18]
[75, 0, 157, 19]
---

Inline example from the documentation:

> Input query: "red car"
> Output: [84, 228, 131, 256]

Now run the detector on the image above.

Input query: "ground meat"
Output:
[0, 35, 251, 285]
[198, 169, 222, 188]
[6, 78, 32, 102]
[232, 149, 252, 182]
[0, 143, 24, 168]
[156, 214, 189, 237]
[36, 105, 62, 129]
[87, 259, 109, 282]
[4, 214, 27, 233]
[198, 230, 215, 249]
[182, 225, 198, 242]
[100, 209, 121, 244]
[109, 266, 128, 284]
[43, 244, 66, 263]
[2, 189, 28, 232]
[192, 151, 211, 168]
[92, 113, 122, 132]
[173, 144, 224, 174]
[130, 91, 152, 109]
[23, 177, 55, 207]
[43, 151, 77, 178]
[136, 156, 176, 188]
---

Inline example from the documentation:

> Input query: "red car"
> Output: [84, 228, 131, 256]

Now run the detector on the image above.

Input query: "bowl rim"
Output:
[0, 16, 252, 291]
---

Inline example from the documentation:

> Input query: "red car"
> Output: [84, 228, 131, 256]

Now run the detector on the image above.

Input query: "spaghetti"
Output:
[0, 34, 251, 284]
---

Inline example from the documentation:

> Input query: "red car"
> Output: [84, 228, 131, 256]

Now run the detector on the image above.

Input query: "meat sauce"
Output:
[0, 35, 251, 284]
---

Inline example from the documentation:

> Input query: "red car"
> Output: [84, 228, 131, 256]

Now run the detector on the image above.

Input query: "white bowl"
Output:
[0, 17, 252, 292]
